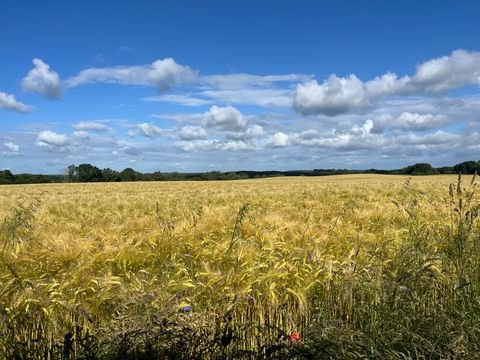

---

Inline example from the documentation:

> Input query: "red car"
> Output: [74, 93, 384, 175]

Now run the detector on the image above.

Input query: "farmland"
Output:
[1, 174, 479, 359]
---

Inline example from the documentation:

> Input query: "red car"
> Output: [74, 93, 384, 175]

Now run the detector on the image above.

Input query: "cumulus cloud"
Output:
[308, 120, 383, 151]
[21, 58, 62, 100]
[293, 75, 369, 116]
[410, 49, 480, 93]
[198, 105, 265, 141]
[269, 132, 289, 147]
[66, 58, 196, 90]
[137, 123, 163, 138]
[126, 123, 163, 138]
[265, 118, 463, 158]
[202, 105, 249, 131]
[3, 142, 21, 156]
[279, 119, 383, 151]
[167, 107, 268, 152]
[178, 125, 208, 140]
[365, 72, 410, 97]
[226, 124, 264, 140]
[37, 130, 69, 149]
[293, 49, 480, 116]
[0, 91, 31, 113]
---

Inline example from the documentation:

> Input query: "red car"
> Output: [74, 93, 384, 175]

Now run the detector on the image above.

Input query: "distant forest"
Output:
[1, 161, 480, 184]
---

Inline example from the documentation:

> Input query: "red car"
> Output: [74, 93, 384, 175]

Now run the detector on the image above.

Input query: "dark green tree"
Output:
[402, 163, 439, 175]
[0, 170, 15, 184]
[102, 168, 120, 182]
[453, 161, 479, 174]
[77, 164, 103, 182]
[120, 168, 137, 182]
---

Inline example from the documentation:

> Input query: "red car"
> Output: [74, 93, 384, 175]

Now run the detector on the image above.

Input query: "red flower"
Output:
[288, 332, 301, 343]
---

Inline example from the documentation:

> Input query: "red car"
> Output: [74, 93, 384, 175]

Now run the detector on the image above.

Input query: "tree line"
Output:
[1, 160, 479, 184]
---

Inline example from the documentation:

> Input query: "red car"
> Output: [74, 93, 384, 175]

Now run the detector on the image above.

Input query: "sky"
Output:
[1, 0, 480, 174]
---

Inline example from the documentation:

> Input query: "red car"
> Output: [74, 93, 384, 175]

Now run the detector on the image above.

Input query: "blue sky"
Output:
[1, 0, 480, 174]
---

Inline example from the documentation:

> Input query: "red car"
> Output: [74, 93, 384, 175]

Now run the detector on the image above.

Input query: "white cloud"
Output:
[293, 75, 369, 116]
[37, 130, 69, 149]
[354, 119, 374, 135]
[3, 142, 21, 156]
[137, 123, 163, 138]
[399, 130, 461, 146]
[21, 58, 62, 100]
[375, 112, 449, 132]
[199, 106, 265, 141]
[365, 72, 410, 97]
[176, 139, 219, 152]
[142, 94, 211, 106]
[293, 49, 480, 116]
[222, 140, 250, 151]
[178, 125, 207, 140]
[73, 121, 112, 132]
[315, 120, 383, 150]
[202, 105, 249, 131]
[66, 58, 196, 90]
[0, 91, 31, 113]
[285, 119, 384, 151]
[163, 107, 264, 142]
[269, 132, 289, 147]
[245, 124, 265, 137]
[4, 142, 20, 152]
[226, 124, 264, 140]
[410, 49, 480, 93]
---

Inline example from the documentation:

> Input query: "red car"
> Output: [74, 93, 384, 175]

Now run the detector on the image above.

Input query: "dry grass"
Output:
[0, 174, 479, 359]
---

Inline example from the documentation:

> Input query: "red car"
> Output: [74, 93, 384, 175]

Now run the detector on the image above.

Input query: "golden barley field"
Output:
[1, 174, 479, 359]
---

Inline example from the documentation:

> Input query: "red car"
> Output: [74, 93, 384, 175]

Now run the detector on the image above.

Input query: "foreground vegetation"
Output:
[0, 174, 479, 359]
